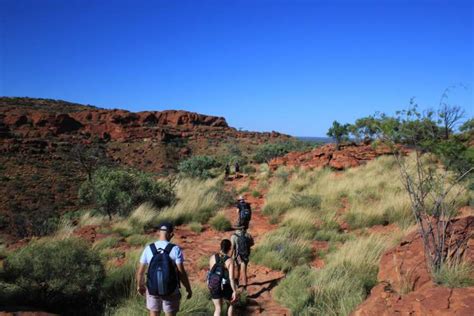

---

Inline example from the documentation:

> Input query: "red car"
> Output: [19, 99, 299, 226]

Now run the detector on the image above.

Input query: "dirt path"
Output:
[174, 174, 290, 315]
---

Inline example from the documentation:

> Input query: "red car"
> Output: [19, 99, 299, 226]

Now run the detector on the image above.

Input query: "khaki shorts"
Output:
[146, 289, 181, 313]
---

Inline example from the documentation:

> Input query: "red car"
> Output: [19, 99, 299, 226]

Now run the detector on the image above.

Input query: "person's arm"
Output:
[176, 263, 193, 299]
[227, 259, 238, 303]
[136, 263, 147, 296]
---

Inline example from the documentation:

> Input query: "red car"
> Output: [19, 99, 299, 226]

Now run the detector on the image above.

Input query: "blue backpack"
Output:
[146, 243, 179, 296]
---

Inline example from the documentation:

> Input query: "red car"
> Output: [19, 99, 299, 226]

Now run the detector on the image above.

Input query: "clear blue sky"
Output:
[1, 0, 472, 136]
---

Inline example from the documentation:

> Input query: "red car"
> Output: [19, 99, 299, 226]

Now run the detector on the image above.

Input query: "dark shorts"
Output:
[234, 256, 249, 265]
[210, 284, 232, 300]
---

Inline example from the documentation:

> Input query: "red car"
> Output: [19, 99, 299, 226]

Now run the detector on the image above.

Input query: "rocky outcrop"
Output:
[0, 97, 291, 237]
[352, 216, 474, 316]
[269, 143, 398, 170]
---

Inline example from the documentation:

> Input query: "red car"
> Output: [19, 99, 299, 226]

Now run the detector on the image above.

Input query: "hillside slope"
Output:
[0, 97, 290, 237]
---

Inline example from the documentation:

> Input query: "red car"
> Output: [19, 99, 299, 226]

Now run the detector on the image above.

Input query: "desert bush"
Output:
[127, 202, 160, 231]
[274, 265, 317, 314]
[242, 165, 256, 174]
[274, 235, 387, 315]
[125, 234, 154, 247]
[79, 167, 175, 219]
[252, 229, 313, 272]
[281, 208, 318, 239]
[178, 155, 220, 179]
[102, 249, 141, 307]
[93, 236, 121, 251]
[3, 238, 105, 314]
[188, 222, 204, 233]
[111, 284, 213, 316]
[251, 190, 261, 198]
[434, 260, 474, 288]
[210, 212, 232, 231]
[197, 255, 209, 270]
[156, 178, 228, 225]
[290, 193, 321, 210]
[274, 166, 290, 182]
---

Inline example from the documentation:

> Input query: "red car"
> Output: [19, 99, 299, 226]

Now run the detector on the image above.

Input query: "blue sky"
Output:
[1, 0, 472, 136]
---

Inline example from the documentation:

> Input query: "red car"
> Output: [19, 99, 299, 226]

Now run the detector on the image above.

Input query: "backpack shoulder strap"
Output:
[164, 243, 175, 254]
[149, 243, 158, 256]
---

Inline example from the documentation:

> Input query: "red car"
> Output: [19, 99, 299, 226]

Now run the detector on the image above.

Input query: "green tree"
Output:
[327, 120, 350, 149]
[178, 155, 220, 178]
[79, 167, 175, 219]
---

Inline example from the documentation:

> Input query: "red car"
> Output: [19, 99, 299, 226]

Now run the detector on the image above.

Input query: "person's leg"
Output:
[228, 303, 234, 316]
[162, 292, 181, 316]
[241, 262, 248, 289]
[234, 261, 241, 286]
[146, 290, 162, 316]
[212, 299, 222, 316]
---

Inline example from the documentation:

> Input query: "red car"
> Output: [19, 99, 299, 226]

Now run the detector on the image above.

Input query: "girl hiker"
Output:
[207, 239, 239, 316]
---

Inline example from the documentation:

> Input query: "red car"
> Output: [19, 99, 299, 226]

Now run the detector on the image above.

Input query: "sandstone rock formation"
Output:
[269, 143, 398, 170]
[353, 216, 474, 316]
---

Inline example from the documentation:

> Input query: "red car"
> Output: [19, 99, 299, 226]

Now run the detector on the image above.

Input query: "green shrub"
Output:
[3, 238, 105, 313]
[79, 167, 175, 219]
[93, 236, 121, 251]
[197, 255, 209, 270]
[290, 193, 321, 210]
[126, 234, 154, 247]
[111, 284, 213, 316]
[102, 250, 141, 305]
[274, 265, 317, 314]
[210, 213, 232, 231]
[178, 155, 220, 179]
[434, 261, 474, 288]
[251, 230, 313, 272]
[251, 190, 261, 198]
[237, 184, 250, 194]
[188, 222, 203, 233]
[156, 178, 227, 225]
[314, 229, 349, 242]
[273, 235, 387, 315]
[242, 165, 256, 174]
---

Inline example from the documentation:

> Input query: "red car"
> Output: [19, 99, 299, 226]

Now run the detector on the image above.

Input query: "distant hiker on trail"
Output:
[231, 227, 254, 290]
[207, 239, 238, 316]
[235, 196, 252, 229]
[136, 222, 192, 316]
[225, 163, 230, 180]
[234, 161, 240, 175]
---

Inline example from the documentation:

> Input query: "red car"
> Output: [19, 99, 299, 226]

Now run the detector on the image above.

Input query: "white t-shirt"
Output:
[139, 240, 184, 265]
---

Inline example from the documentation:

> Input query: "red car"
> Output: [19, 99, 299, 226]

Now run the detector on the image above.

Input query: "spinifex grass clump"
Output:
[156, 177, 231, 225]
[210, 212, 232, 231]
[251, 229, 313, 272]
[274, 235, 388, 315]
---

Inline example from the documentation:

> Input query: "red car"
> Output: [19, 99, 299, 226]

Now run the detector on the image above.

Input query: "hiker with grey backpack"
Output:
[136, 222, 192, 316]
[230, 227, 254, 291]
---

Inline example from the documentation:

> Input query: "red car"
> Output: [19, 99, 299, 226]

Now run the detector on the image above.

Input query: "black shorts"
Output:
[210, 284, 232, 300]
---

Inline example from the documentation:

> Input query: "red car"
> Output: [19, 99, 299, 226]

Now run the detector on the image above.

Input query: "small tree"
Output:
[376, 105, 472, 273]
[351, 116, 379, 142]
[79, 167, 175, 220]
[437, 89, 465, 140]
[178, 155, 220, 179]
[70, 142, 108, 181]
[327, 120, 350, 149]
